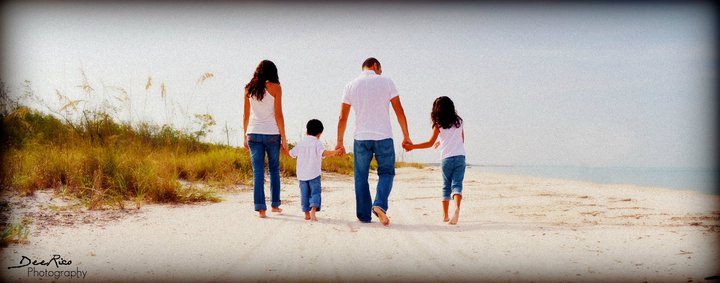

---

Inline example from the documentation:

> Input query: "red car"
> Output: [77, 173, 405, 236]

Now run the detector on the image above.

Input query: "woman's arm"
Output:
[408, 127, 441, 151]
[268, 82, 288, 151]
[243, 89, 250, 148]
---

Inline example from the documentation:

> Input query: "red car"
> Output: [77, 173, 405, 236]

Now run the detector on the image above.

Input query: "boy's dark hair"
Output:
[307, 119, 324, 136]
[431, 96, 463, 129]
[362, 57, 381, 69]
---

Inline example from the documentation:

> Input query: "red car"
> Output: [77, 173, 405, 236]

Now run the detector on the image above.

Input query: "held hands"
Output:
[402, 136, 413, 152]
[334, 143, 346, 157]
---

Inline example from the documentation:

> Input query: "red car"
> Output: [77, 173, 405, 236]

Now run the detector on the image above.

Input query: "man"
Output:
[336, 57, 411, 226]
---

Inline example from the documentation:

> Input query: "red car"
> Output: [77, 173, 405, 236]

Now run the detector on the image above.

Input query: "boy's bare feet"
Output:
[449, 210, 460, 225]
[271, 207, 282, 213]
[304, 212, 311, 220]
[310, 208, 318, 222]
[373, 206, 390, 226]
[258, 210, 267, 218]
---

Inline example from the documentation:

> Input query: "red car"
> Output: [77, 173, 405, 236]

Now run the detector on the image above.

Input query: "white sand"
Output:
[1, 167, 719, 282]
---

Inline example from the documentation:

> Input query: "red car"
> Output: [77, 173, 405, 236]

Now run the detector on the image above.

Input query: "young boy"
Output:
[287, 119, 337, 221]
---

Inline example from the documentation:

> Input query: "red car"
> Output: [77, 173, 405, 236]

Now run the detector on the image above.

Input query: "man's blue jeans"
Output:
[353, 138, 395, 222]
[248, 134, 281, 211]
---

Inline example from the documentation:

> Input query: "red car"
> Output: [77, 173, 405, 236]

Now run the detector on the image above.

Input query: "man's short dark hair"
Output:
[362, 57, 381, 69]
[307, 119, 324, 136]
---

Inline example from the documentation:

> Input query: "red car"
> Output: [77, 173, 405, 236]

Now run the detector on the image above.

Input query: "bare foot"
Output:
[258, 210, 267, 218]
[310, 213, 318, 222]
[443, 215, 450, 222]
[373, 206, 390, 226]
[449, 211, 459, 225]
[304, 212, 311, 220]
[271, 207, 283, 213]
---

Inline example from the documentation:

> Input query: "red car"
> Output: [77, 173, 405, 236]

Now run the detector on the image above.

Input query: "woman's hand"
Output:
[244, 134, 249, 149]
[281, 136, 288, 152]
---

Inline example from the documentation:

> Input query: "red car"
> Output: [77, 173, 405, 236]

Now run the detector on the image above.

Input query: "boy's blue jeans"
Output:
[441, 155, 466, 200]
[299, 176, 322, 212]
[248, 134, 281, 211]
[353, 138, 395, 222]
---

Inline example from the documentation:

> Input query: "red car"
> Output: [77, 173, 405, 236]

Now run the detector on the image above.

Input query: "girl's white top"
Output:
[247, 90, 280, 135]
[437, 122, 465, 159]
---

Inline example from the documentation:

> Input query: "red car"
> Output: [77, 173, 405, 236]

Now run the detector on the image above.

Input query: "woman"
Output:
[243, 60, 288, 218]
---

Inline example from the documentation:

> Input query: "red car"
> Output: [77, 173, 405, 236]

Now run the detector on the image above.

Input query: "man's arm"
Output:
[390, 96, 411, 146]
[335, 103, 351, 156]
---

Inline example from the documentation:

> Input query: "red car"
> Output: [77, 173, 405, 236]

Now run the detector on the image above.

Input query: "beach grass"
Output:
[1, 95, 423, 210]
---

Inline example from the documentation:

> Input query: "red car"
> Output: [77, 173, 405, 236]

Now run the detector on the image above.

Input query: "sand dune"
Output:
[1, 167, 718, 282]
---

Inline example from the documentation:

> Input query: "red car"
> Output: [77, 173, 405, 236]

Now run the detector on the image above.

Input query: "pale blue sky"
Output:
[1, 2, 715, 168]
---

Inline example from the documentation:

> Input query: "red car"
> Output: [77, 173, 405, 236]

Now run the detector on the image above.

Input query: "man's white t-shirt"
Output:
[341, 70, 399, 141]
[289, 135, 325, 181]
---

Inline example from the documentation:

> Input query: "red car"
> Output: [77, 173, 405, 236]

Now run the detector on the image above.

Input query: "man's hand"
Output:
[402, 137, 413, 151]
[402, 141, 414, 152]
[335, 144, 346, 157]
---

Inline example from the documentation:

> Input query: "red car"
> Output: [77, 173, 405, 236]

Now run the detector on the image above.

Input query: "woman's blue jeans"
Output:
[248, 134, 281, 211]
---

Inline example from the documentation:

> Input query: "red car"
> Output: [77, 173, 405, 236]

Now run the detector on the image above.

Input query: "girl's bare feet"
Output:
[449, 210, 460, 225]
[310, 207, 318, 222]
[304, 212, 311, 220]
[271, 207, 282, 213]
[442, 200, 450, 222]
[258, 210, 267, 218]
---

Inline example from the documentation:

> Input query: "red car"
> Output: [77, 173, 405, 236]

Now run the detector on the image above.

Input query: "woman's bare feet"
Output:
[310, 208, 318, 222]
[258, 210, 267, 218]
[373, 206, 390, 226]
[271, 207, 283, 213]
[304, 212, 311, 220]
[449, 210, 460, 225]
[443, 215, 450, 222]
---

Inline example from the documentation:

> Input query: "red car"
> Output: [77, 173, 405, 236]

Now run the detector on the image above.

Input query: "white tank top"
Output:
[437, 122, 465, 159]
[247, 91, 280, 135]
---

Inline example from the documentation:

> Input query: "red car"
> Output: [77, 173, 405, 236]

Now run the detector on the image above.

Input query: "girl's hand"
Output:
[433, 141, 440, 149]
[402, 142, 413, 152]
[244, 135, 249, 149]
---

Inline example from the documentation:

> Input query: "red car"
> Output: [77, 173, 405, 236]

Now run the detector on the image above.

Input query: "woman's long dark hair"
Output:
[431, 96, 463, 129]
[245, 60, 280, 101]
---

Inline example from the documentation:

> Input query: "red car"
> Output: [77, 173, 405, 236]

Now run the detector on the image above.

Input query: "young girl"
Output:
[404, 96, 465, 225]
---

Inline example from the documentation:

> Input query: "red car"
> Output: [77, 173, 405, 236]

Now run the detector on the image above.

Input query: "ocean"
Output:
[467, 165, 718, 195]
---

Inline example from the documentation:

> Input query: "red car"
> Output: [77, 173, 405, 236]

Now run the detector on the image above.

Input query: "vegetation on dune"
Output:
[0, 75, 422, 211]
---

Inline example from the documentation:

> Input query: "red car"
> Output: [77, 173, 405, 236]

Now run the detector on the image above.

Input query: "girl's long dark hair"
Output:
[431, 96, 463, 129]
[245, 60, 280, 101]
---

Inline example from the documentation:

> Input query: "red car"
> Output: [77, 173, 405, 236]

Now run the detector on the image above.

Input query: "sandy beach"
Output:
[1, 167, 718, 282]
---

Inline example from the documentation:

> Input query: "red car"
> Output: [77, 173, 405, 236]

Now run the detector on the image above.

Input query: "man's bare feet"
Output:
[449, 210, 460, 225]
[304, 212, 311, 220]
[271, 207, 282, 213]
[373, 206, 390, 226]
[258, 210, 267, 218]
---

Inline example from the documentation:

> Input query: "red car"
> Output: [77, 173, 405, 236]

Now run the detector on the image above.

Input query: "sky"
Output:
[1, 1, 716, 168]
